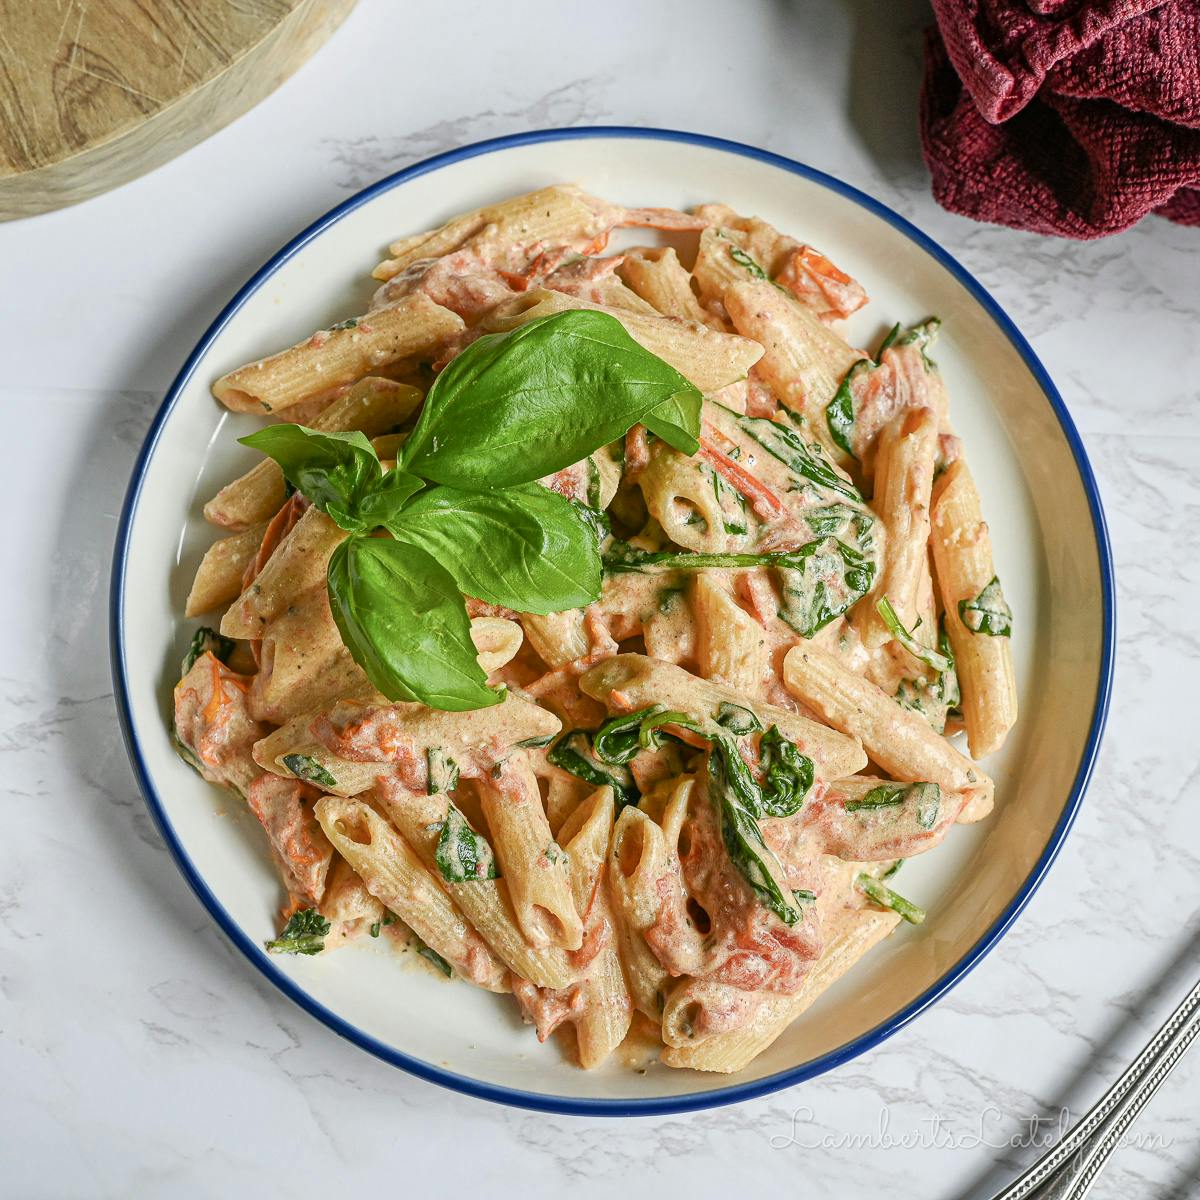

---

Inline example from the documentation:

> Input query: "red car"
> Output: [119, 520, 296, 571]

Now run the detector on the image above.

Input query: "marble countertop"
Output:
[3, 1, 1197, 1195]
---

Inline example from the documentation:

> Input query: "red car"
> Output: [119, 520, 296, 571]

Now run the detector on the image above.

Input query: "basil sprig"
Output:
[959, 576, 1013, 637]
[239, 311, 703, 711]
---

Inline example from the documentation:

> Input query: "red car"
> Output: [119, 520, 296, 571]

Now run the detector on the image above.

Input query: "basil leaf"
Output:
[355, 468, 424, 529]
[715, 702, 762, 736]
[435, 803, 499, 882]
[181, 626, 234, 676]
[387, 483, 601, 614]
[642, 391, 702, 456]
[708, 737, 800, 926]
[240, 425, 383, 531]
[547, 730, 640, 809]
[266, 908, 330, 955]
[876, 596, 953, 672]
[401, 311, 702, 487]
[758, 726, 814, 817]
[282, 754, 338, 790]
[326, 536, 501, 711]
[856, 873, 925, 925]
[959, 576, 1012, 637]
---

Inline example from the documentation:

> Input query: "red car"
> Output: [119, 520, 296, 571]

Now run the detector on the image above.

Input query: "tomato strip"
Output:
[697, 435, 786, 520]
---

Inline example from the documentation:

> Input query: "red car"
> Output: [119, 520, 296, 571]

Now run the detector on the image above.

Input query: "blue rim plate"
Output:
[110, 127, 1115, 1116]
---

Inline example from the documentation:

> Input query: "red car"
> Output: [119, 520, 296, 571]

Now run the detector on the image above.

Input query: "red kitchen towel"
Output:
[920, 0, 1200, 237]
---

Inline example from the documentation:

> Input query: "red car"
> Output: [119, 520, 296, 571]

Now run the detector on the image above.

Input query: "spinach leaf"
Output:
[715, 702, 762, 736]
[547, 730, 640, 809]
[181, 626, 234, 676]
[958, 576, 1012, 637]
[426, 747, 459, 795]
[266, 908, 330, 955]
[708, 464, 749, 535]
[856, 873, 926, 925]
[413, 939, 453, 976]
[387, 482, 601, 614]
[877, 323, 902, 355]
[894, 618, 959, 731]
[326, 536, 500, 711]
[708, 737, 800, 926]
[435, 803, 499, 882]
[281, 754, 338, 790]
[758, 726, 814, 817]
[592, 707, 659, 765]
[825, 359, 871, 461]
[844, 781, 941, 827]
[240, 425, 385, 531]
[876, 596, 953, 672]
[729, 245, 768, 279]
[638, 709, 704, 750]
[776, 538, 876, 637]
[729, 407, 862, 501]
[400, 311, 702, 487]
[892, 318, 940, 371]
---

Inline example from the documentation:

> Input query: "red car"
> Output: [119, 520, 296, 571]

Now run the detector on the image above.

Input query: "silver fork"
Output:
[988, 976, 1200, 1200]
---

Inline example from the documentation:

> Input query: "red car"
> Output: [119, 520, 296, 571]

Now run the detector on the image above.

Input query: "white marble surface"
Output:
[2, 1, 1197, 1195]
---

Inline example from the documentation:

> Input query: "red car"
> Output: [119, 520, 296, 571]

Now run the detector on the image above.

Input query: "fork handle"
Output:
[989, 976, 1200, 1200]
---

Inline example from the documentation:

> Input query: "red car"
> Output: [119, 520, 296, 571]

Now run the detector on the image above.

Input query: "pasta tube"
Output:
[213, 294, 462, 415]
[782, 643, 993, 808]
[930, 459, 1017, 758]
[315, 795, 507, 992]
[477, 752, 584, 952]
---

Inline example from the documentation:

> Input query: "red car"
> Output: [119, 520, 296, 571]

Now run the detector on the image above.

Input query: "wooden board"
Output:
[0, 0, 357, 221]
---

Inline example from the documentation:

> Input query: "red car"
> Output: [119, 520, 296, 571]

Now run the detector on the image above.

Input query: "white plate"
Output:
[111, 128, 1114, 1115]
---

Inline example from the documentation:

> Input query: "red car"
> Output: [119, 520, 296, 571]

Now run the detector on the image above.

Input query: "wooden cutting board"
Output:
[0, 0, 357, 221]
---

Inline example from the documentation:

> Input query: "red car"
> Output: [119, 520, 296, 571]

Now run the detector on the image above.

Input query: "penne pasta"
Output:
[856, 405, 940, 648]
[483, 288, 763, 394]
[554, 787, 633, 1067]
[782, 642, 993, 807]
[173, 185, 1017, 1075]
[213, 294, 462, 415]
[930, 459, 1017, 758]
[616, 246, 718, 327]
[374, 781, 575, 990]
[723, 279, 863, 461]
[477, 752, 584, 952]
[691, 572, 767, 696]
[315, 795, 508, 992]
[185, 523, 266, 617]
